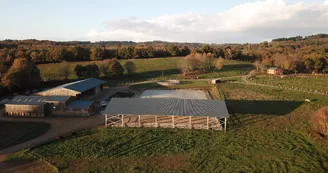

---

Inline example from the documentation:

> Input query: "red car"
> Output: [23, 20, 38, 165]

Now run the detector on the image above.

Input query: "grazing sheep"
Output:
[305, 99, 311, 102]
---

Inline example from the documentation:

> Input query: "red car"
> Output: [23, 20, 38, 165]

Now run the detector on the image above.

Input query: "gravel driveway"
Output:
[0, 111, 105, 156]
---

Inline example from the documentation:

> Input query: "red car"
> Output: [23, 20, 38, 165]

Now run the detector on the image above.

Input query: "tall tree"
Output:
[106, 59, 124, 77]
[58, 61, 71, 80]
[214, 57, 224, 72]
[1, 58, 41, 91]
[124, 60, 137, 76]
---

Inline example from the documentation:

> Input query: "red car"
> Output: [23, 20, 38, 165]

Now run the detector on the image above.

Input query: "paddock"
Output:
[104, 98, 229, 131]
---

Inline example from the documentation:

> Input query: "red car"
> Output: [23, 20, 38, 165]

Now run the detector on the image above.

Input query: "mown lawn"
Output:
[38, 57, 252, 81]
[5, 83, 328, 172]
[0, 121, 51, 150]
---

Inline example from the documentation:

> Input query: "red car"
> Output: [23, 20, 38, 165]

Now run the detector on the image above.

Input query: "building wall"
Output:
[267, 69, 276, 75]
[53, 110, 93, 117]
[5, 104, 46, 117]
[52, 102, 96, 117]
[36, 88, 80, 97]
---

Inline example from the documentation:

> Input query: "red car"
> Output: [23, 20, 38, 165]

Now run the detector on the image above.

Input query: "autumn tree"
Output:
[179, 55, 198, 76]
[74, 64, 86, 79]
[214, 57, 224, 72]
[1, 58, 41, 91]
[313, 58, 327, 73]
[304, 58, 315, 73]
[58, 61, 71, 80]
[124, 60, 137, 76]
[74, 63, 100, 78]
[0, 64, 9, 77]
[200, 44, 213, 54]
[98, 63, 107, 76]
[50, 47, 66, 62]
[253, 60, 261, 71]
[85, 63, 100, 78]
[30, 51, 41, 63]
[106, 59, 124, 77]
[91, 47, 105, 61]
[167, 45, 180, 56]
[195, 53, 214, 73]
[118, 46, 134, 59]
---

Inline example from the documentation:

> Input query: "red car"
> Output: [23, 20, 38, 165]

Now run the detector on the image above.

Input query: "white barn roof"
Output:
[104, 98, 229, 118]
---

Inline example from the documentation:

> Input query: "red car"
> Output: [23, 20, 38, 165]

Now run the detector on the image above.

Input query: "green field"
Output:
[5, 82, 328, 172]
[249, 75, 328, 94]
[38, 57, 252, 81]
[0, 121, 50, 150]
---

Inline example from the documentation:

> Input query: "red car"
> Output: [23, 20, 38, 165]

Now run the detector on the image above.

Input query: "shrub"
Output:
[124, 60, 136, 76]
[106, 59, 124, 77]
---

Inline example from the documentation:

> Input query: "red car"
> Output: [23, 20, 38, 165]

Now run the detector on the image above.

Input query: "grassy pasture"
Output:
[37, 57, 252, 81]
[0, 121, 50, 150]
[249, 75, 328, 94]
[5, 82, 328, 172]
[5, 128, 325, 173]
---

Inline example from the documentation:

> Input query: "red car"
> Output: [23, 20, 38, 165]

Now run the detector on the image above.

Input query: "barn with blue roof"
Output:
[35, 78, 106, 97]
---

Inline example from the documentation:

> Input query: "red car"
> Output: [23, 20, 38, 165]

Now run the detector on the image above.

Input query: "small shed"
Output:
[211, 78, 222, 84]
[267, 67, 283, 75]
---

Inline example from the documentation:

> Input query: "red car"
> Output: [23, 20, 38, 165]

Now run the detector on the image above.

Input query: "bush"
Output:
[124, 60, 136, 76]
[311, 107, 328, 137]
[106, 59, 124, 77]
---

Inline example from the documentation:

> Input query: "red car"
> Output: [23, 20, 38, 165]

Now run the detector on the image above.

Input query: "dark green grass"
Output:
[19, 128, 328, 172]
[0, 121, 51, 150]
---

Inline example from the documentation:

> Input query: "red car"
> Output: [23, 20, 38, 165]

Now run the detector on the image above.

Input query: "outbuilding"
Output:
[35, 78, 106, 98]
[4, 95, 71, 117]
[267, 67, 283, 75]
[104, 98, 229, 131]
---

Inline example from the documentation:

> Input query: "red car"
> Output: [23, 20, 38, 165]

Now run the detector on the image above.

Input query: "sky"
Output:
[0, 0, 328, 43]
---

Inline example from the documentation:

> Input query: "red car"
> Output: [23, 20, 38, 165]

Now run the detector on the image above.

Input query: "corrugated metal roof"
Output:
[53, 78, 106, 93]
[6, 95, 71, 105]
[67, 100, 94, 109]
[104, 98, 230, 118]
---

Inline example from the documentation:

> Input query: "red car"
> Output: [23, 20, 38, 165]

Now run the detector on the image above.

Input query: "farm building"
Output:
[35, 78, 106, 97]
[4, 95, 70, 117]
[104, 98, 229, 130]
[53, 100, 97, 117]
[267, 67, 283, 75]
[4, 95, 96, 117]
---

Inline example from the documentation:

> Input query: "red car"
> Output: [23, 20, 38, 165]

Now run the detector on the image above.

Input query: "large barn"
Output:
[104, 96, 230, 131]
[35, 78, 106, 97]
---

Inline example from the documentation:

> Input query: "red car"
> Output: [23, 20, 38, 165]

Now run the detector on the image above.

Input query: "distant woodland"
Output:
[0, 34, 327, 94]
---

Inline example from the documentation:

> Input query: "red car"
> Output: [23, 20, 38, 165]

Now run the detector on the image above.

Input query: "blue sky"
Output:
[0, 0, 327, 43]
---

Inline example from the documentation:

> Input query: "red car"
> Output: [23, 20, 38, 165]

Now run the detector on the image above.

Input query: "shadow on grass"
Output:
[226, 100, 303, 115]
[221, 63, 253, 71]
[226, 100, 304, 128]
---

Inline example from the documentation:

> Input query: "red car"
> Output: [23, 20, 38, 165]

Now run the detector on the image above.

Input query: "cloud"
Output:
[86, 0, 328, 43]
